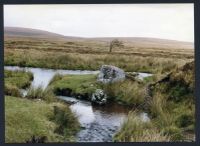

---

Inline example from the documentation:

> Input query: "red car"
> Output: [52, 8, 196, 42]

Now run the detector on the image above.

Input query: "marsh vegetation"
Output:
[4, 27, 195, 142]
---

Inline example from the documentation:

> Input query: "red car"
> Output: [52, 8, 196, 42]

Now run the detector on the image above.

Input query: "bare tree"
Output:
[109, 39, 124, 53]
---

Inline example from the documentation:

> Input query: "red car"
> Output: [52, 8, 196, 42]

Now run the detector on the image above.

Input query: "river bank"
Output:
[5, 66, 151, 142]
[4, 61, 195, 142]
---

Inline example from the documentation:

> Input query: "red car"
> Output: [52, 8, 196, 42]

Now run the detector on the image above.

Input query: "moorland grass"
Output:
[4, 36, 194, 58]
[5, 70, 33, 97]
[5, 96, 80, 143]
[48, 74, 101, 100]
[5, 70, 33, 89]
[49, 74, 146, 106]
[5, 48, 190, 74]
[103, 80, 145, 106]
[4, 36, 193, 74]
[4, 36, 195, 142]
[26, 86, 57, 103]
[113, 111, 170, 142]
[148, 61, 195, 141]
[114, 61, 195, 142]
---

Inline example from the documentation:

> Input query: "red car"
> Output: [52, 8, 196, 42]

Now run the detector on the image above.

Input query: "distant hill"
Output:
[4, 27, 84, 41]
[4, 27, 194, 49]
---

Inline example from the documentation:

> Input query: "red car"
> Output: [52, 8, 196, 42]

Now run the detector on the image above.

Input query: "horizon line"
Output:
[4, 26, 194, 43]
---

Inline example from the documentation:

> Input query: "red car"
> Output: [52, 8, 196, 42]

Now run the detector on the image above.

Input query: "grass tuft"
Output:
[26, 86, 57, 103]
[114, 111, 170, 142]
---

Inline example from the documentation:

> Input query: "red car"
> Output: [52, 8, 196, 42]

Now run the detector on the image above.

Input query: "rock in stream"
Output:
[97, 65, 125, 84]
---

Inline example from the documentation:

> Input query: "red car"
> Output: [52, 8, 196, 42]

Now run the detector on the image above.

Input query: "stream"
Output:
[5, 66, 152, 142]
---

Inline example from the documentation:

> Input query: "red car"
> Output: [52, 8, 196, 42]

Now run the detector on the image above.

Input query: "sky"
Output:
[4, 4, 194, 42]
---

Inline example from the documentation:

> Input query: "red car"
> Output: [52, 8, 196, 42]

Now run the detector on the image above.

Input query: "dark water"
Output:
[58, 96, 149, 142]
[5, 66, 151, 142]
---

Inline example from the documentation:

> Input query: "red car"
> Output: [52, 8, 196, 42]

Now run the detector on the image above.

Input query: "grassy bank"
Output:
[48, 74, 101, 100]
[149, 61, 195, 141]
[5, 96, 80, 143]
[5, 35, 193, 74]
[49, 74, 148, 106]
[103, 80, 145, 106]
[5, 70, 33, 97]
[4, 34, 195, 142]
[5, 49, 190, 74]
[114, 61, 195, 142]
[5, 70, 80, 143]
[26, 86, 57, 103]
[114, 112, 170, 142]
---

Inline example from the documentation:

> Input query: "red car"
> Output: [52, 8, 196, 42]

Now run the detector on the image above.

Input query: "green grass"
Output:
[5, 70, 33, 89]
[5, 48, 190, 74]
[26, 86, 57, 103]
[103, 80, 145, 106]
[114, 61, 195, 142]
[5, 96, 80, 143]
[52, 105, 80, 139]
[49, 74, 145, 106]
[4, 36, 195, 142]
[4, 35, 193, 75]
[5, 70, 33, 97]
[114, 111, 170, 142]
[147, 61, 195, 141]
[49, 74, 101, 100]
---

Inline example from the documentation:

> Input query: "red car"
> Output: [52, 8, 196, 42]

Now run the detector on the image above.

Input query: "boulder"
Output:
[97, 65, 125, 84]
[91, 89, 107, 105]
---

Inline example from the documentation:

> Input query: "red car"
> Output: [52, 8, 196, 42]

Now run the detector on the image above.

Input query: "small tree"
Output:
[109, 39, 124, 53]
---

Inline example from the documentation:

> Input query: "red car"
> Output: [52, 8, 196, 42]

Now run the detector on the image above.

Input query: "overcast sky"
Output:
[4, 4, 194, 42]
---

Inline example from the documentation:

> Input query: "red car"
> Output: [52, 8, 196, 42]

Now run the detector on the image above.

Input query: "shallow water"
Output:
[5, 66, 99, 88]
[5, 66, 151, 142]
[5, 66, 152, 88]
[58, 96, 149, 142]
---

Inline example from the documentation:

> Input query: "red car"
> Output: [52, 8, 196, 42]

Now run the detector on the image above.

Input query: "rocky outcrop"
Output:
[91, 89, 107, 105]
[97, 65, 125, 84]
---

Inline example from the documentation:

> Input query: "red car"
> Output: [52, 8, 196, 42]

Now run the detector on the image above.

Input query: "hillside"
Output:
[4, 26, 194, 73]
[4, 27, 194, 50]
[4, 27, 84, 41]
